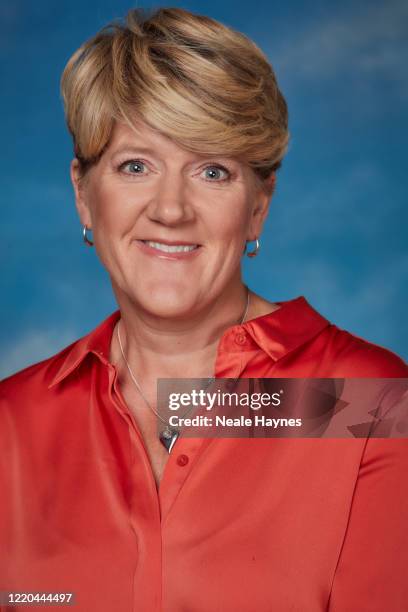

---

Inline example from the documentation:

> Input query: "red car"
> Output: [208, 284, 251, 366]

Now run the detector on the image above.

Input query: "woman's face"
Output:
[71, 119, 274, 319]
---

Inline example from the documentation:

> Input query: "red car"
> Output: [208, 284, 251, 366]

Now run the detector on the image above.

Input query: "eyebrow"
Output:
[109, 144, 241, 166]
[110, 145, 158, 157]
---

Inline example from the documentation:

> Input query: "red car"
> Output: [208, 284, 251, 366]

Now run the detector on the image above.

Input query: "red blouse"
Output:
[1, 295, 407, 612]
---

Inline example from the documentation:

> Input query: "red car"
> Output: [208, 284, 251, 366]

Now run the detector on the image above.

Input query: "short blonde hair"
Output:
[60, 7, 289, 182]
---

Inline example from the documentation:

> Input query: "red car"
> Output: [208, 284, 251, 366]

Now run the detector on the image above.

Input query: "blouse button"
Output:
[235, 332, 247, 345]
[176, 454, 189, 467]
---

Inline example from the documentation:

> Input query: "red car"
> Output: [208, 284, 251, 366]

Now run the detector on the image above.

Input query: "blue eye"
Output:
[120, 160, 146, 174]
[203, 166, 230, 181]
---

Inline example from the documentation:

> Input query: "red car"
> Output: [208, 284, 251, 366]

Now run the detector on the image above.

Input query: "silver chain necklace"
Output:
[117, 286, 250, 453]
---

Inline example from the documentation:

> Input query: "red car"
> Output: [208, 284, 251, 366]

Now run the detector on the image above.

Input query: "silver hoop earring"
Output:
[83, 225, 94, 247]
[246, 238, 260, 258]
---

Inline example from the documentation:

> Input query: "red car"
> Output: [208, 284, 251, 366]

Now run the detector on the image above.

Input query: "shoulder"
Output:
[0, 310, 119, 400]
[0, 339, 79, 401]
[320, 324, 408, 377]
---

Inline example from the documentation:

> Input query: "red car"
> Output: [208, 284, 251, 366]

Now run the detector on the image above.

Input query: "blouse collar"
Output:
[47, 296, 330, 389]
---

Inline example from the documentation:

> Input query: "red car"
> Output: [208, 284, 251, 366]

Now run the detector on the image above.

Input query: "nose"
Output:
[146, 171, 194, 226]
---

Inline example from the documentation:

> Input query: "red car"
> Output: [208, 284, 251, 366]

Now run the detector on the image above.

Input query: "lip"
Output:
[141, 238, 201, 246]
[134, 239, 202, 261]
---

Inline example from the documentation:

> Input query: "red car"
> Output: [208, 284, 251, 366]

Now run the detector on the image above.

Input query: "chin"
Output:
[141, 301, 195, 320]
[136, 287, 199, 319]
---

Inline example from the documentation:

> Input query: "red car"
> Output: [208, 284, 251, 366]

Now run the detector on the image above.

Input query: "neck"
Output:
[110, 279, 250, 380]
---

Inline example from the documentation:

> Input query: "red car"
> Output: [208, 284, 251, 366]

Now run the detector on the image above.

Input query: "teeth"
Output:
[143, 241, 198, 253]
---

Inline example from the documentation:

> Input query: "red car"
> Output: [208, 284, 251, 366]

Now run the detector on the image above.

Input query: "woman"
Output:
[1, 7, 407, 612]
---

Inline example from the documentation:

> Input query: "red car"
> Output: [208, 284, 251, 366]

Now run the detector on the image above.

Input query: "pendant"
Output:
[159, 426, 180, 453]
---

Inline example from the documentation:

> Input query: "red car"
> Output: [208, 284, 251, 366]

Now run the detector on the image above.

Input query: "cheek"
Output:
[86, 187, 128, 266]
[211, 197, 252, 241]
[90, 185, 133, 230]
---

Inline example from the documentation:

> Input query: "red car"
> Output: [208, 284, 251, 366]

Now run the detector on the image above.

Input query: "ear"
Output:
[247, 173, 276, 241]
[70, 158, 92, 228]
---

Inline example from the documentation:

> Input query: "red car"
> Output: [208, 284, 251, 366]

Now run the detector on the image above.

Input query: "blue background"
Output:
[1, 0, 407, 378]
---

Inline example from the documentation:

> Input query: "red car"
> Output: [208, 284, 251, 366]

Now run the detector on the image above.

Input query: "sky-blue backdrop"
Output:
[1, 0, 407, 378]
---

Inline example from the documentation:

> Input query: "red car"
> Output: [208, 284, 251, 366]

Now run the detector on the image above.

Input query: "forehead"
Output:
[100, 118, 261, 190]
[108, 119, 176, 152]
[105, 119, 245, 167]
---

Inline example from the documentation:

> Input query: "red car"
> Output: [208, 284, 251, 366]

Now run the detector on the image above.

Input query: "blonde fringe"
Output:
[60, 7, 289, 181]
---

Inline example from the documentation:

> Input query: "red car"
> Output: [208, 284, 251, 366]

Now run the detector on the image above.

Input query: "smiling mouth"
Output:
[140, 240, 200, 253]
